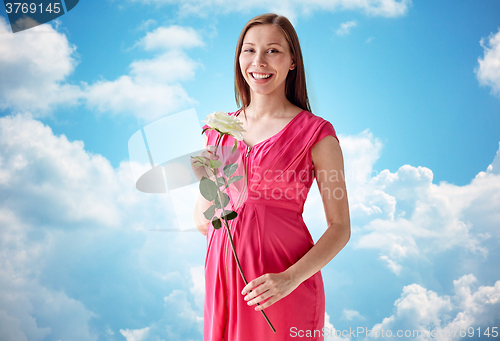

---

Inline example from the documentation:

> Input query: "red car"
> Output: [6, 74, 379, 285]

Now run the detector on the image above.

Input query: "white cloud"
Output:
[0, 113, 206, 339]
[82, 25, 202, 122]
[370, 274, 500, 340]
[126, 0, 412, 19]
[345, 136, 500, 274]
[0, 276, 99, 341]
[486, 141, 500, 174]
[136, 19, 158, 31]
[83, 75, 195, 122]
[138, 25, 204, 51]
[341, 308, 366, 321]
[336, 21, 357, 36]
[129, 50, 200, 84]
[0, 113, 122, 226]
[324, 312, 351, 341]
[0, 17, 80, 114]
[476, 28, 500, 98]
[0, 205, 99, 341]
[0, 18, 202, 121]
[120, 327, 150, 341]
[304, 129, 500, 275]
[379, 254, 403, 275]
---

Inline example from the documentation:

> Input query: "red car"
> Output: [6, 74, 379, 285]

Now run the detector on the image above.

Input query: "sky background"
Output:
[1, 0, 500, 340]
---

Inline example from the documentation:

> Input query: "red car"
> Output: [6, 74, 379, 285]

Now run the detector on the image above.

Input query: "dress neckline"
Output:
[235, 109, 306, 149]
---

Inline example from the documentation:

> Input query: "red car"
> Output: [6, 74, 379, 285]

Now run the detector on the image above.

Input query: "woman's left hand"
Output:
[241, 271, 300, 311]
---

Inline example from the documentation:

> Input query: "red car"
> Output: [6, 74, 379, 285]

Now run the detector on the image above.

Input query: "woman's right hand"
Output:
[190, 145, 218, 181]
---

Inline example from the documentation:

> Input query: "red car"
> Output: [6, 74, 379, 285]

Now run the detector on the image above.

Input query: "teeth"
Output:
[252, 73, 271, 79]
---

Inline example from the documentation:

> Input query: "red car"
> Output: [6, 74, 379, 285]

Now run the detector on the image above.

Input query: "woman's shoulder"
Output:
[301, 110, 334, 126]
[299, 110, 338, 142]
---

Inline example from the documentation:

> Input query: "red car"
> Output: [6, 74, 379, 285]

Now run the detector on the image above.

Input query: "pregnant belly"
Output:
[232, 203, 315, 275]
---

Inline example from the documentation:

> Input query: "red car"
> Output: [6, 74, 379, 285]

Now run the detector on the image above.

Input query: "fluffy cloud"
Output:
[303, 129, 500, 277]
[350, 141, 500, 274]
[120, 327, 150, 341]
[138, 25, 204, 51]
[83, 76, 194, 122]
[0, 17, 80, 114]
[0, 113, 206, 340]
[324, 312, 351, 341]
[341, 309, 366, 321]
[0, 18, 203, 121]
[0, 113, 122, 226]
[126, 0, 412, 19]
[370, 274, 500, 340]
[476, 29, 500, 98]
[82, 25, 203, 122]
[304, 130, 383, 239]
[118, 270, 204, 341]
[336, 20, 357, 36]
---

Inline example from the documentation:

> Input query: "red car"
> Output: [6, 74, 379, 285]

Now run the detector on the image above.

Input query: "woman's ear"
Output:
[290, 59, 296, 70]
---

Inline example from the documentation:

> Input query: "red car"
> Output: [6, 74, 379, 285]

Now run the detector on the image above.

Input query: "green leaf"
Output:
[214, 193, 230, 209]
[200, 176, 218, 201]
[221, 210, 237, 221]
[232, 139, 238, 154]
[227, 175, 243, 186]
[203, 205, 216, 220]
[212, 217, 222, 230]
[209, 159, 222, 169]
[216, 177, 225, 187]
[223, 163, 238, 177]
[202, 127, 211, 135]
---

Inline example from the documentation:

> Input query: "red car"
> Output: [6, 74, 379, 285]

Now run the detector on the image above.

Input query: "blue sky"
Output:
[1, 1, 500, 340]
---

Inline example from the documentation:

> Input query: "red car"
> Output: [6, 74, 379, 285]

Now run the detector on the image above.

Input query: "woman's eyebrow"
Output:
[242, 42, 283, 46]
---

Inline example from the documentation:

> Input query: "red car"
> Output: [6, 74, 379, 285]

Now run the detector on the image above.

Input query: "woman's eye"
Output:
[268, 49, 279, 53]
[243, 48, 254, 53]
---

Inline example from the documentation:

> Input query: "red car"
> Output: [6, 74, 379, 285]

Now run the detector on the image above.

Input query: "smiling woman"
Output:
[238, 24, 296, 100]
[194, 13, 351, 341]
[234, 14, 310, 115]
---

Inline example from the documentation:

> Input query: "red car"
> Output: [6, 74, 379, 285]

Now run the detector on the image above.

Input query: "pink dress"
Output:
[203, 110, 338, 341]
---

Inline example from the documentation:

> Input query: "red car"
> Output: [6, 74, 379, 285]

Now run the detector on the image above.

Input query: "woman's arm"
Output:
[284, 135, 351, 284]
[241, 135, 351, 310]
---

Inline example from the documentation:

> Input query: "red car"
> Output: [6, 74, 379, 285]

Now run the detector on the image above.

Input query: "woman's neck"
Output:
[244, 91, 296, 119]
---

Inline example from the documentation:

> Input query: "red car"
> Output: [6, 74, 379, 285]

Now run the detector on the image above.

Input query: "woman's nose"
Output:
[252, 52, 267, 67]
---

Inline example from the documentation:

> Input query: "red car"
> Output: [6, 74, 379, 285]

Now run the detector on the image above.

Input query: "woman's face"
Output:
[239, 24, 295, 99]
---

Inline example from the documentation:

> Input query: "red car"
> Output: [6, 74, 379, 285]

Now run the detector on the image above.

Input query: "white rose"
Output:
[203, 111, 246, 141]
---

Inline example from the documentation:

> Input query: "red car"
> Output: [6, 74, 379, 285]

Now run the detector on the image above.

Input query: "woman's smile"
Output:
[250, 72, 274, 82]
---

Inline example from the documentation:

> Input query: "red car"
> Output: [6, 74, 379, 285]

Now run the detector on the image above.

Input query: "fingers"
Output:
[241, 273, 296, 311]
[243, 283, 268, 301]
[254, 297, 276, 311]
[242, 275, 266, 295]
[245, 287, 271, 306]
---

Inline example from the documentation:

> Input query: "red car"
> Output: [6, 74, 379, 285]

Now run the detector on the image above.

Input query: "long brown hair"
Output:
[234, 13, 312, 113]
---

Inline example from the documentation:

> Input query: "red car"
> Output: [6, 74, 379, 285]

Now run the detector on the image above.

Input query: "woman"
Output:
[192, 13, 350, 341]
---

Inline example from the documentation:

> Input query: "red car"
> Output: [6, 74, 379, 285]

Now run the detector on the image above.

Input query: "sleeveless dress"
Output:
[203, 110, 338, 341]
